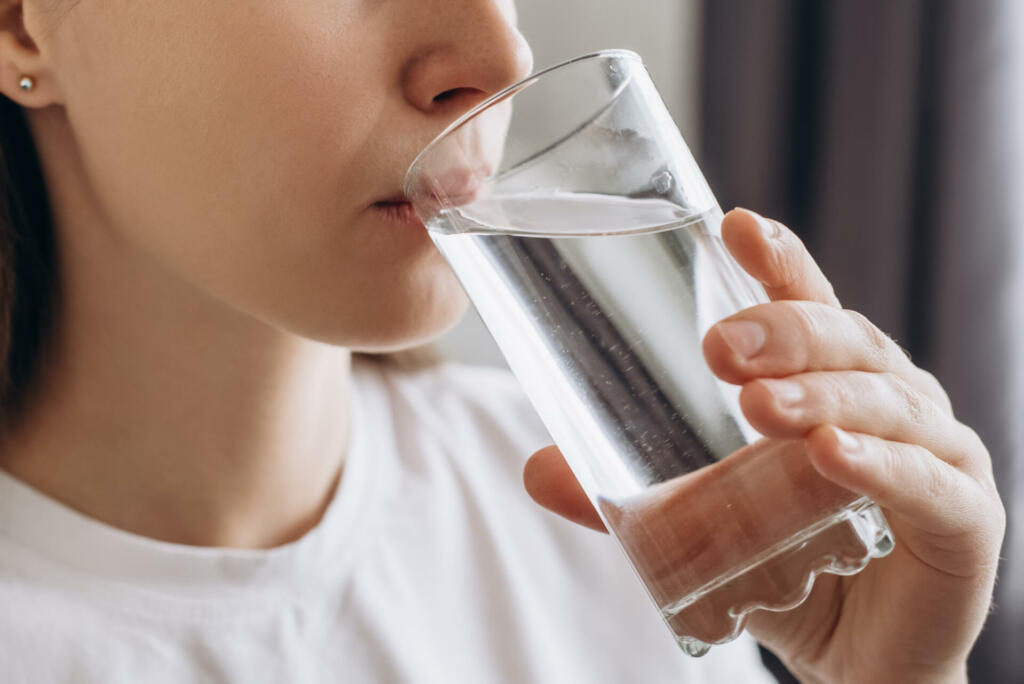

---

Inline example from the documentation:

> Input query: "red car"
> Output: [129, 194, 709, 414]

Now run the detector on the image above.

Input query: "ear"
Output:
[0, 0, 63, 107]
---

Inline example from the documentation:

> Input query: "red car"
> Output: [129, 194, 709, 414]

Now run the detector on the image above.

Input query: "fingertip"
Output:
[722, 207, 754, 229]
[522, 445, 562, 500]
[809, 430, 984, 550]
[805, 425, 865, 492]
[523, 446, 608, 533]
[701, 325, 750, 386]
[721, 208, 790, 292]
[723, 210, 841, 307]
[721, 208, 770, 259]
[738, 380, 802, 438]
[738, 379, 772, 418]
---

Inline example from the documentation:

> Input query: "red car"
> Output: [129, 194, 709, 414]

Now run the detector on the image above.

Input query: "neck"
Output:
[1, 109, 353, 550]
[2, 268, 354, 550]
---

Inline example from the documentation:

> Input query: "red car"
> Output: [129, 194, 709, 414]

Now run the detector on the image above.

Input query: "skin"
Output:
[0, 1, 1005, 681]
[0, 0, 531, 547]
[525, 210, 1006, 683]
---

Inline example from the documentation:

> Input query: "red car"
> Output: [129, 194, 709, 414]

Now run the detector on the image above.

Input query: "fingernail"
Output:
[763, 379, 805, 407]
[737, 207, 781, 239]
[717, 320, 767, 360]
[834, 428, 861, 454]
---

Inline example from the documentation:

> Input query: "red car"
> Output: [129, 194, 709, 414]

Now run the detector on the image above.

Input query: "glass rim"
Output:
[403, 48, 644, 197]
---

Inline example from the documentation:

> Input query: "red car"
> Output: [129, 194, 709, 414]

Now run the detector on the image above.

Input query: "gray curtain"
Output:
[699, 1, 1023, 681]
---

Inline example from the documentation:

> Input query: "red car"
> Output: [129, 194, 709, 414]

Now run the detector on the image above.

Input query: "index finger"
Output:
[722, 208, 841, 307]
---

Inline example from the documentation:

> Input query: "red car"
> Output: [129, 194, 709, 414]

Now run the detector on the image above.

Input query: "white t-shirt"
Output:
[0, 357, 773, 683]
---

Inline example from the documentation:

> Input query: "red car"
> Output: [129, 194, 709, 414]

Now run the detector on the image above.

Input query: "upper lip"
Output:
[399, 165, 489, 208]
[372, 160, 491, 215]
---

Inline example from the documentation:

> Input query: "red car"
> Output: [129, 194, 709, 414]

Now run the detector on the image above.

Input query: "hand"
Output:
[522, 209, 1005, 683]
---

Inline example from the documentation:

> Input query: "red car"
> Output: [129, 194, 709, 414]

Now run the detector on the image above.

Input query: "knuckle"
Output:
[883, 372, 930, 427]
[871, 438, 903, 492]
[766, 232, 803, 288]
[844, 309, 893, 369]
[994, 495, 1008, 538]
[780, 300, 826, 345]
[957, 423, 984, 454]
[918, 368, 954, 414]
[819, 372, 856, 412]
[954, 423, 992, 474]
[885, 440, 948, 503]
[918, 452, 950, 501]
[969, 476, 1007, 561]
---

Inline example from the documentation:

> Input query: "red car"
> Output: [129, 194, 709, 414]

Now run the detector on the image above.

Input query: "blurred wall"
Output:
[434, 0, 702, 366]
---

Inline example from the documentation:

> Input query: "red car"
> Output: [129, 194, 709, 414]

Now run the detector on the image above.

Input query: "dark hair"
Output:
[0, 95, 58, 430]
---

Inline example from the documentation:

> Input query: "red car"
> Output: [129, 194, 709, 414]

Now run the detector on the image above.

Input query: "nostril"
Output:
[433, 89, 460, 103]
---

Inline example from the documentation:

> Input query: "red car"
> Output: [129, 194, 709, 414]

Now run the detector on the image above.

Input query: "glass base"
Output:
[662, 498, 894, 656]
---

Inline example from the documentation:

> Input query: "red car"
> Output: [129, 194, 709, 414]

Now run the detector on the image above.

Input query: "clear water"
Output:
[429, 193, 762, 498]
[428, 192, 893, 655]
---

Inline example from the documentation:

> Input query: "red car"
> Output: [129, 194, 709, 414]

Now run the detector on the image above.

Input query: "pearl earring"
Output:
[18, 76, 35, 92]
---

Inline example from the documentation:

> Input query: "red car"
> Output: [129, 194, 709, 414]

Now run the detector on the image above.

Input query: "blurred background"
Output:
[435, 1, 1023, 681]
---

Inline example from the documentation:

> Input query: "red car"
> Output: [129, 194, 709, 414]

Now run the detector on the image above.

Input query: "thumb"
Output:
[523, 446, 607, 532]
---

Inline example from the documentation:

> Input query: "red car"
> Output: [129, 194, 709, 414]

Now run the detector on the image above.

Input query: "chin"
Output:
[367, 288, 472, 353]
[283, 275, 472, 352]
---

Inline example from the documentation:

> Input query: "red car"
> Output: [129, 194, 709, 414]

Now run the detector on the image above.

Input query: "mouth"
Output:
[405, 162, 490, 205]
[370, 196, 424, 229]
[376, 162, 491, 231]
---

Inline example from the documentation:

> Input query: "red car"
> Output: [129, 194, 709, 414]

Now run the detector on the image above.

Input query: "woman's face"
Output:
[24, 0, 532, 350]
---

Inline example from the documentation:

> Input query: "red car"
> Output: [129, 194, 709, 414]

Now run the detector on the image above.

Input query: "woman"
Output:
[0, 0, 1004, 682]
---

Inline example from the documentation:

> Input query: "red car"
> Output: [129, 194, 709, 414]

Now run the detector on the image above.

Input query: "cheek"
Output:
[53, 2, 462, 346]
[61, 1, 372, 246]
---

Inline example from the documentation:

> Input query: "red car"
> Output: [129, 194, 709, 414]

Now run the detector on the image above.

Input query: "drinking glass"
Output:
[404, 50, 894, 657]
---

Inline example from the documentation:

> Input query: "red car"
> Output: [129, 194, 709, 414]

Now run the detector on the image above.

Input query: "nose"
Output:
[402, 0, 535, 115]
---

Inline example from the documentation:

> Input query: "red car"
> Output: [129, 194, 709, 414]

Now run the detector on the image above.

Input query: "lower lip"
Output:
[371, 201, 428, 231]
